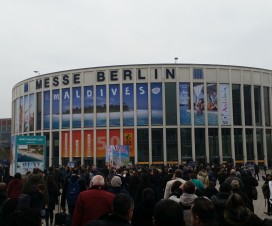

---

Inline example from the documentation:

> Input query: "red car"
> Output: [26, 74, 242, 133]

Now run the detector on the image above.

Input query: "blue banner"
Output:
[73, 87, 81, 128]
[62, 88, 70, 129]
[193, 83, 205, 125]
[123, 84, 134, 126]
[179, 83, 191, 125]
[109, 84, 120, 127]
[151, 83, 162, 125]
[43, 91, 50, 130]
[84, 86, 93, 127]
[96, 85, 107, 127]
[52, 89, 60, 129]
[137, 83, 148, 126]
[24, 95, 29, 132]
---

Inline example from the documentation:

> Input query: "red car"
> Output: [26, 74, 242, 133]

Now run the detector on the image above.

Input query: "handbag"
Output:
[252, 186, 258, 200]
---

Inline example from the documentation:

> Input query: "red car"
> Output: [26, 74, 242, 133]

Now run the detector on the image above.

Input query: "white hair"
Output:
[90, 175, 105, 187]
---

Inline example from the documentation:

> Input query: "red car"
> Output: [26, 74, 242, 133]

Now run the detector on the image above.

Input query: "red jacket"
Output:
[72, 187, 115, 226]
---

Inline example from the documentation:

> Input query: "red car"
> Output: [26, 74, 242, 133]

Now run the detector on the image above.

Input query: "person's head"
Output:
[112, 194, 134, 222]
[142, 188, 155, 206]
[230, 169, 236, 175]
[219, 182, 231, 193]
[182, 180, 196, 194]
[226, 193, 245, 209]
[171, 180, 182, 193]
[90, 175, 105, 187]
[174, 169, 183, 179]
[191, 197, 217, 226]
[153, 199, 185, 226]
[111, 176, 122, 188]
[13, 172, 22, 179]
[0, 182, 7, 193]
[230, 180, 240, 191]
[189, 172, 197, 179]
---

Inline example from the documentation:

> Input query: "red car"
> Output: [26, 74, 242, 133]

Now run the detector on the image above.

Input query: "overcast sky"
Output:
[1, 0, 272, 118]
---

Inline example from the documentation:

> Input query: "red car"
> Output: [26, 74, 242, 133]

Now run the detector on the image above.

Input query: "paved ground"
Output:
[254, 177, 272, 220]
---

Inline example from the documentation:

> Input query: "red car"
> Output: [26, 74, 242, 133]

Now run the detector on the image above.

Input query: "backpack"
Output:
[66, 178, 80, 206]
[0, 198, 10, 226]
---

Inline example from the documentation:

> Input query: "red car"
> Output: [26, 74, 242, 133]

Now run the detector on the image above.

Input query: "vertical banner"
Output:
[96, 129, 106, 157]
[19, 97, 23, 132]
[207, 84, 218, 125]
[106, 145, 130, 168]
[109, 84, 120, 127]
[15, 98, 20, 133]
[151, 83, 163, 125]
[10, 135, 16, 176]
[193, 83, 205, 125]
[137, 83, 148, 126]
[84, 130, 93, 157]
[123, 129, 135, 157]
[61, 131, 70, 157]
[123, 84, 134, 126]
[24, 95, 29, 132]
[96, 85, 107, 127]
[84, 86, 94, 127]
[52, 89, 60, 129]
[29, 94, 34, 131]
[62, 88, 70, 129]
[43, 91, 50, 130]
[179, 83, 191, 125]
[110, 129, 120, 145]
[15, 136, 46, 175]
[220, 84, 231, 125]
[72, 131, 81, 157]
[72, 87, 82, 128]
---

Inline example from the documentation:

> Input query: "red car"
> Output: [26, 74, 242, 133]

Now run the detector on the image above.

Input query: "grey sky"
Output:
[1, 0, 272, 118]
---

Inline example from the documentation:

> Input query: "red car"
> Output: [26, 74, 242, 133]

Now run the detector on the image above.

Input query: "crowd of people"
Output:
[0, 162, 272, 226]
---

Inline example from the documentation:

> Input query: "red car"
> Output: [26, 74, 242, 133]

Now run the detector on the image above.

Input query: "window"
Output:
[193, 69, 204, 79]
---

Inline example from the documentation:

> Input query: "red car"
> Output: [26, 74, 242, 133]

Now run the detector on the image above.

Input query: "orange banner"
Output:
[84, 130, 93, 157]
[72, 131, 81, 157]
[123, 129, 134, 157]
[109, 129, 120, 145]
[61, 131, 70, 157]
[96, 129, 106, 157]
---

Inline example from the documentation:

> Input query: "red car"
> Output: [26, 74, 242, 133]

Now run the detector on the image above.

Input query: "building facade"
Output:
[11, 64, 272, 167]
[0, 118, 11, 162]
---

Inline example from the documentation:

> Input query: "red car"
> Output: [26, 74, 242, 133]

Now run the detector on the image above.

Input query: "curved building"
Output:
[11, 64, 272, 167]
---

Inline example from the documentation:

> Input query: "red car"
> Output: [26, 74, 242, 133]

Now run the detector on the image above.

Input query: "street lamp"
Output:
[174, 57, 178, 64]
[34, 71, 40, 75]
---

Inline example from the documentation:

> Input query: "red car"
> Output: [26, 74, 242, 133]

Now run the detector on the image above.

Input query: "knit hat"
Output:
[111, 176, 122, 187]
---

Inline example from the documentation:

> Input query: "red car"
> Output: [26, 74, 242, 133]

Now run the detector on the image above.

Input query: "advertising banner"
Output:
[220, 84, 231, 125]
[179, 83, 191, 125]
[207, 84, 218, 125]
[52, 89, 60, 129]
[151, 83, 163, 125]
[106, 145, 130, 168]
[24, 95, 29, 132]
[15, 136, 46, 175]
[61, 131, 70, 157]
[43, 91, 50, 130]
[109, 129, 120, 145]
[62, 88, 70, 129]
[123, 84, 134, 126]
[137, 83, 148, 125]
[123, 129, 135, 157]
[19, 97, 23, 132]
[109, 84, 120, 127]
[96, 129, 106, 157]
[29, 94, 34, 131]
[84, 130, 93, 157]
[193, 83, 205, 125]
[96, 85, 107, 127]
[15, 98, 20, 133]
[72, 87, 81, 128]
[84, 86, 94, 127]
[72, 130, 81, 157]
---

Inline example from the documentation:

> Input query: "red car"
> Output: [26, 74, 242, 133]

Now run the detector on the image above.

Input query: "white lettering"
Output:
[76, 90, 80, 98]
[111, 88, 118, 96]
[64, 91, 70, 99]
[87, 90, 92, 97]
[125, 87, 131, 95]
[139, 86, 145, 94]
[53, 94, 60, 100]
